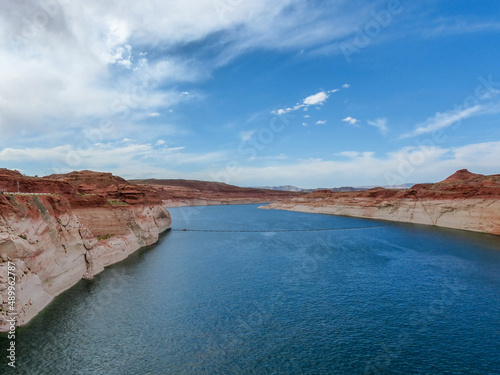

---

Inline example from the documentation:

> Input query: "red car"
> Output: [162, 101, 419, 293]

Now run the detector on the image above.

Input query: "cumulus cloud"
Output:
[227, 141, 500, 187]
[3, 138, 499, 188]
[316, 120, 327, 125]
[342, 116, 359, 125]
[271, 84, 350, 115]
[0, 0, 367, 141]
[0, 140, 217, 178]
[303, 91, 329, 106]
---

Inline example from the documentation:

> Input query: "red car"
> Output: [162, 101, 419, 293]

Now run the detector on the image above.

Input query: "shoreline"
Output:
[260, 198, 500, 236]
[0, 197, 171, 332]
[164, 199, 276, 208]
[0, 199, 276, 332]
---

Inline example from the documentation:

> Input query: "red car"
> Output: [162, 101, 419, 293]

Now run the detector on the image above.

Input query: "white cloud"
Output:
[303, 91, 329, 105]
[302, 123, 308, 127]
[0, 141, 220, 178]
[227, 141, 500, 187]
[155, 139, 166, 146]
[316, 120, 327, 125]
[401, 105, 482, 138]
[2, 139, 499, 188]
[336, 151, 361, 158]
[420, 18, 500, 38]
[149, 112, 160, 117]
[304, 115, 311, 118]
[367, 118, 389, 135]
[342, 116, 359, 125]
[0, 0, 369, 140]
[272, 88, 341, 115]
[342, 84, 350, 88]
[452, 141, 500, 166]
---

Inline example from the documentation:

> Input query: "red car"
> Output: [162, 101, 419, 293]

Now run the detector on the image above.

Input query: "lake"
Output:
[1, 204, 499, 374]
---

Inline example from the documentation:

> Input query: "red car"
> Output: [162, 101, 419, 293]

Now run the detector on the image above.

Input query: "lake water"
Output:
[1, 204, 500, 374]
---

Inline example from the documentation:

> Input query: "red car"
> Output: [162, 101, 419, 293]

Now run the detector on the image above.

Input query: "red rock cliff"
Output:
[262, 170, 500, 235]
[0, 170, 171, 332]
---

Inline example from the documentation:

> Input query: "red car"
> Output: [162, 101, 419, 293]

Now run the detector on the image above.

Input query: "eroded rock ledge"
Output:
[0, 170, 171, 332]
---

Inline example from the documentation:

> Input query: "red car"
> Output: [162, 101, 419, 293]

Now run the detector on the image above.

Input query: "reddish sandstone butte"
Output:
[442, 169, 483, 182]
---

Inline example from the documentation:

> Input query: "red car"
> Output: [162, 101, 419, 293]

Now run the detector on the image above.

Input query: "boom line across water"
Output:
[171, 225, 387, 233]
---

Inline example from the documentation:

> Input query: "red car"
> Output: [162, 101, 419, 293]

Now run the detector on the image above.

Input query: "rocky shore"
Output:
[261, 170, 500, 236]
[0, 169, 299, 331]
[0, 170, 171, 331]
[4, 167, 496, 331]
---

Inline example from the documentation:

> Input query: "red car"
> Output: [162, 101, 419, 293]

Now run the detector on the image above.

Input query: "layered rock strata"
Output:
[129, 178, 303, 207]
[0, 170, 171, 331]
[262, 170, 500, 236]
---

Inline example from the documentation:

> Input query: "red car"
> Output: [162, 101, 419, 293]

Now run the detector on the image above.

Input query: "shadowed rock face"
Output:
[262, 170, 500, 236]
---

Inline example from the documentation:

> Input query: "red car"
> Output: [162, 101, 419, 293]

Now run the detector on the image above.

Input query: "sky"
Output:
[0, 0, 499, 188]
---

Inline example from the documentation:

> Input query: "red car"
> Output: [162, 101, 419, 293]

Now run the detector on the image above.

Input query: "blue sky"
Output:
[1, 0, 499, 188]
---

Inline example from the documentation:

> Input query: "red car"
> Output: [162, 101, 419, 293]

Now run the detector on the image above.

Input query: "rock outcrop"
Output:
[262, 170, 500, 236]
[129, 178, 303, 207]
[0, 170, 171, 332]
[0, 169, 298, 331]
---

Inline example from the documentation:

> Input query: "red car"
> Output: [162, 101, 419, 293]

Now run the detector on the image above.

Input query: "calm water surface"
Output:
[1, 204, 499, 374]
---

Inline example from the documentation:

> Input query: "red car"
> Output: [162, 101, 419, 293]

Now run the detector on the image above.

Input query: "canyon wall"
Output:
[130, 178, 303, 207]
[262, 198, 500, 235]
[0, 169, 298, 332]
[262, 170, 500, 236]
[0, 171, 171, 332]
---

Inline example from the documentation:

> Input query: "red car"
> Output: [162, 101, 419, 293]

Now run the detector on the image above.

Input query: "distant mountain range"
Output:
[254, 183, 416, 192]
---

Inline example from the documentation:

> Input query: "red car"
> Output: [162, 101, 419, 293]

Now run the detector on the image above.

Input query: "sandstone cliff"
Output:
[129, 178, 303, 207]
[0, 169, 298, 331]
[0, 170, 171, 332]
[262, 170, 500, 236]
